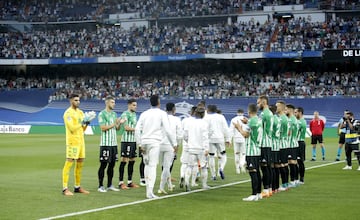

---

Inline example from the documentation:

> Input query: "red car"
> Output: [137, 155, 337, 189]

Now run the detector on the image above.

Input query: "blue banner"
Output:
[151, 54, 205, 62]
[264, 51, 322, 58]
[49, 58, 98, 65]
[0, 51, 326, 65]
[302, 50, 322, 57]
[264, 51, 302, 58]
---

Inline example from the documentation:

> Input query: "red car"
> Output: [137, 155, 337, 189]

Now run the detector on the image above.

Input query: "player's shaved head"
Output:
[248, 103, 257, 114]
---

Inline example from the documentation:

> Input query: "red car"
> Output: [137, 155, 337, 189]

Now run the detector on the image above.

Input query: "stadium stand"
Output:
[0, 22, 270, 58]
[319, 0, 360, 10]
[0, 1, 330, 22]
[1, 71, 358, 102]
[0, 2, 358, 100]
[0, 0, 359, 127]
[272, 16, 360, 51]
[0, 13, 358, 58]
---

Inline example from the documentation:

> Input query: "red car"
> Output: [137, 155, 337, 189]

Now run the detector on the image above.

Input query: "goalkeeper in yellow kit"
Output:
[62, 94, 95, 196]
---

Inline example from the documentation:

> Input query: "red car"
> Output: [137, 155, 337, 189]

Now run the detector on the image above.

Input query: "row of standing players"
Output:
[233, 96, 307, 201]
[60, 94, 306, 199]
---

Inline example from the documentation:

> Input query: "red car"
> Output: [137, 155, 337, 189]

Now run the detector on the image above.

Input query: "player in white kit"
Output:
[229, 108, 247, 174]
[179, 106, 199, 188]
[204, 105, 230, 180]
[135, 95, 176, 199]
[183, 107, 210, 191]
[158, 102, 182, 194]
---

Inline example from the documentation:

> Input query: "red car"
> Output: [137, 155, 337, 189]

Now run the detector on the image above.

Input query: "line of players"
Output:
[95, 95, 307, 200]
[232, 96, 307, 201]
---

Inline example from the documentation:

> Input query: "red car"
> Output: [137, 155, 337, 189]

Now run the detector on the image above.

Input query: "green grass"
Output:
[0, 134, 359, 220]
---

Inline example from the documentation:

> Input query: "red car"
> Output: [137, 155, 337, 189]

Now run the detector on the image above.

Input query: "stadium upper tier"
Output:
[0, 15, 359, 59]
[0, 0, 331, 22]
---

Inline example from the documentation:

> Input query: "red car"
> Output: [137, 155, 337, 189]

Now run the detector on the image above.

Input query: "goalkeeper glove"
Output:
[83, 111, 97, 122]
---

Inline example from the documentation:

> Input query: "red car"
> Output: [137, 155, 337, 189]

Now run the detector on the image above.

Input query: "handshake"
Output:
[82, 111, 97, 126]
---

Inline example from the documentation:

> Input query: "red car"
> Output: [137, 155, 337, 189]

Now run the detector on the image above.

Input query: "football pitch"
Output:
[0, 134, 359, 220]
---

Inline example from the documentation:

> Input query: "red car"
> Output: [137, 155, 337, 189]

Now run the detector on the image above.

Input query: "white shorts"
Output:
[209, 142, 226, 155]
[187, 150, 208, 168]
[160, 143, 173, 152]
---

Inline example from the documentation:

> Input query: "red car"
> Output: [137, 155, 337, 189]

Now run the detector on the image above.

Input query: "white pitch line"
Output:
[39, 160, 346, 220]
[305, 160, 344, 170]
[39, 179, 251, 220]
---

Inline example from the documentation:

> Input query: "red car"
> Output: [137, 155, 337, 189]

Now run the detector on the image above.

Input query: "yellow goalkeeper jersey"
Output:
[63, 107, 85, 147]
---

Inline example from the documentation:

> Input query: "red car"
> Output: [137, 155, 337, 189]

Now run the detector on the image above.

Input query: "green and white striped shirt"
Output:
[288, 115, 299, 148]
[245, 116, 262, 156]
[279, 114, 289, 149]
[121, 110, 137, 142]
[260, 108, 273, 148]
[297, 118, 307, 141]
[272, 114, 281, 151]
[98, 109, 118, 146]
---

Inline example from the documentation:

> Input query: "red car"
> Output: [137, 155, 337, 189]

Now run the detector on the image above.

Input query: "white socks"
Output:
[180, 163, 187, 179]
[209, 156, 216, 177]
[145, 164, 157, 195]
[235, 153, 240, 170]
[201, 167, 208, 187]
[219, 153, 227, 171]
[185, 165, 193, 186]
[191, 166, 198, 186]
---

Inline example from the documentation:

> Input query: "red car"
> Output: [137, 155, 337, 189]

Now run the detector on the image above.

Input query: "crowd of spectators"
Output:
[270, 16, 360, 52]
[2, 1, 360, 23]
[1, 71, 359, 100]
[0, 21, 271, 58]
[0, 0, 102, 22]
[0, 1, 328, 22]
[103, 0, 242, 18]
[320, 0, 360, 10]
[0, 15, 359, 58]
